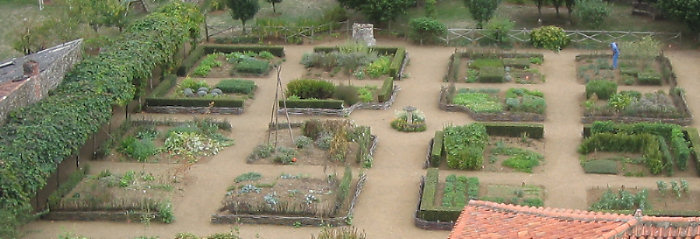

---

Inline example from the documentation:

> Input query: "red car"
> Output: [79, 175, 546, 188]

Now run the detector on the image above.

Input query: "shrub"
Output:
[637, 68, 662, 85]
[273, 147, 296, 164]
[248, 144, 275, 161]
[303, 119, 324, 139]
[281, 99, 344, 109]
[178, 78, 209, 94]
[258, 51, 275, 60]
[333, 85, 360, 106]
[119, 136, 158, 162]
[485, 17, 515, 45]
[409, 17, 447, 44]
[357, 86, 375, 103]
[590, 188, 650, 211]
[234, 58, 270, 75]
[444, 123, 489, 170]
[367, 56, 392, 78]
[586, 80, 617, 100]
[582, 159, 618, 174]
[286, 79, 335, 99]
[214, 79, 256, 94]
[158, 201, 175, 223]
[530, 26, 569, 51]
[478, 66, 506, 82]
[377, 77, 394, 102]
[316, 133, 333, 150]
[574, 0, 611, 29]
[295, 136, 313, 149]
[431, 131, 444, 166]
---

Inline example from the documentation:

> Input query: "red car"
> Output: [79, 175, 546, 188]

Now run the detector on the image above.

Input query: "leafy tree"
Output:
[409, 17, 447, 44]
[552, 0, 563, 16]
[57, 0, 127, 32]
[657, 0, 700, 33]
[266, 0, 282, 13]
[573, 0, 610, 29]
[425, 0, 437, 18]
[337, 0, 412, 25]
[226, 0, 260, 33]
[463, 0, 501, 28]
[485, 17, 515, 45]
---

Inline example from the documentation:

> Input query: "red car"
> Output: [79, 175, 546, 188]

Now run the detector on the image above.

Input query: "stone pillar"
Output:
[352, 23, 376, 46]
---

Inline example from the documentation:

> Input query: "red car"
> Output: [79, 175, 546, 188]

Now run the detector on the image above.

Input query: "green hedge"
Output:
[502, 58, 531, 68]
[421, 168, 439, 209]
[203, 44, 285, 57]
[481, 122, 544, 139]
[417, 169, 467, 222]
[280, 99, 344, 109]
[637, 69, 662, 85]
[0, 2, 203, 237]
[478, 66, 505, 83]
[378, 77, 394, 102]
[177, 45, 205, 76]
[458, 51, 543, 59]
[581, 159, 618, 174]
[149, 74, 178, 97]
[214, 79, 256, 94]
[431, 131, 444, 167]
[586, 80, 617, 99]
[313, 46, 406, 79]
[685, 128, 700, 174]
[146, 97, 244, 108]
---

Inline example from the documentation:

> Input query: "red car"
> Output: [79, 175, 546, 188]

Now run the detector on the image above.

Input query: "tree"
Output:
[463, 0, 501, 28]
[409, 17, 447, 44]
[266, 0, 282, 13]
[226, 0, 259, 34]
[57, 0, 127, 32]
[337, 0, 412, 25]
[573, 0, 610, 29]
[657, 0, 700, 33]
[552, 0, 562, 17]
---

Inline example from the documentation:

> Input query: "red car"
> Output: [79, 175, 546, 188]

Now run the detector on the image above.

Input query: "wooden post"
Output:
[204, 15, 210, 42]
[38, 0, 43, 10]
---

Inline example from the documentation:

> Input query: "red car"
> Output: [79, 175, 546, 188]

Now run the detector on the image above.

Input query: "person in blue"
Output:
[610, 42, 620, 69]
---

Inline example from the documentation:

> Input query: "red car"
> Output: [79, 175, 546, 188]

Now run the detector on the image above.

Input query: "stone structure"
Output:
[352, 23, 376, 46]
[0, 39, 82, 125]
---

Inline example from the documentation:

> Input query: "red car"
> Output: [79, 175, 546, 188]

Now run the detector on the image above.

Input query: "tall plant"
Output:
[464, 0, 502, 28]
[226, 0, 260, 33]
[573, 0, 610, 29]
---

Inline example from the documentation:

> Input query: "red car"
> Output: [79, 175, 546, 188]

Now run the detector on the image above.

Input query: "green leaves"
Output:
[464, 0, 502, 28]
[530, 26, 570, 52]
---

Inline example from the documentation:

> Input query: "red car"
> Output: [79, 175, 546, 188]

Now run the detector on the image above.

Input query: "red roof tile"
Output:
[448, 200, 700, 239]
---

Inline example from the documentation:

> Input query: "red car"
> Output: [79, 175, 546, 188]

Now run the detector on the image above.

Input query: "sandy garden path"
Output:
[21, 40, 700, 239]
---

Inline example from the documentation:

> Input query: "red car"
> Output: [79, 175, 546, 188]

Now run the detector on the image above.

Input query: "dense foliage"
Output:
[226, 0, 260, 33]
[657, 0, 700, 32]
[443, 123, 489, 170]
[409, 17, 447, 45]
[286, 79, 336, 99]
[573, 0, 610, 29]
[530, 26, 569, 51]
[585, 80, 617, 100]
[0, 2, 202, 237]
[463, 0, 502, 28]
[337, 0, 412, 24]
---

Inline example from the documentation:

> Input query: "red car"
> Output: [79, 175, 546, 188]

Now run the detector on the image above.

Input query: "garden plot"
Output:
[581, 80, 691, 124]
[186, 48, 282, 78]
[145, 75, 256, 114]
[575, 56, 667, 86]
[44, 169, 177, 223]
[445, 50, 544, 84]
[587, 180, 700, 216]
[429, 122, 545, 173]
[279, 77, 396, 117]
[416, 169, 545, 229]
[212, 168, 365, 226]
[439, 87, 546, 122]
[97, 119, 233, 163]
[247, 119, 375, 168]
[300, 44, 406, 81]
[578, 121, 696, 177]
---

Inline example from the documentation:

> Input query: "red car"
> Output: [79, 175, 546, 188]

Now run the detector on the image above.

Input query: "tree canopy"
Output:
[337, 0, 412, 25]
[464, 0, 501, 28]
[226, 0, 260, 33]
[657, 0, 700, 32]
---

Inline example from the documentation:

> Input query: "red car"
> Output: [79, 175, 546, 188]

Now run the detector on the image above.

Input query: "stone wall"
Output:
[0, 39, 83, 124]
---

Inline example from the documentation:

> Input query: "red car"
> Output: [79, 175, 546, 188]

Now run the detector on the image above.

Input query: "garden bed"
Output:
[95, 118, 234, 163]
[427, 122, 545, 173]
[43, 169, 177, 223]
[211, 168, 366, 226]
[445, 50, 545, 84]
[587, 183, 700, 217]
[278, 77, 398, 117]
[301, 44, 407, 81]
[439, 86, 546, 122]
[247, 119, 376, 168]
[177, 44, 285, 77]
[414, 169, 545, 230]
[578, 121, 696, 177]
[575, 54, 669, 86]
[145, 75, 253, 114]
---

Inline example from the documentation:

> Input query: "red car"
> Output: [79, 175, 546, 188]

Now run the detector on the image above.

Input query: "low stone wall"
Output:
[43, 210, 159, 222]
[439, 87, 545, 122]
[211, 174, 367, 226]
[145, 106, 244, 115]
[279, 86, 400, 117]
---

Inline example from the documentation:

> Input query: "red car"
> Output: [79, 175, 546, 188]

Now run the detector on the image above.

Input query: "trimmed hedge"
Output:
[637, 69, 662, 85]
[146, 98, 244, 107]
[418, 169, 464, 222]
[421, 168, 439, 208]
[280, 99, 344, 109]
[430, 131, 444, 167]
[478, 66, 505, 83]
[177, 45, 205, 76]
[684, 128, 700, 174]
[203, 44, 285, 57]
[214, 79, 256, 94]
[149, 74, 178, 97]
[378, 77, 394, 102]
[502, 58, 531, 68]
[581, 159, 618, 174]
[481, 122, 544, 139]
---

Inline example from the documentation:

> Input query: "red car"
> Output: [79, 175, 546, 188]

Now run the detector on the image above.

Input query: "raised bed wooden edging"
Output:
[144, 106, 244, 115]
[278, 85, 400, 117]
[43, 210, 163, 222]
[413, 178, 456, 230]
[210, 174, 367, 226]
[439, 86, 545, 122]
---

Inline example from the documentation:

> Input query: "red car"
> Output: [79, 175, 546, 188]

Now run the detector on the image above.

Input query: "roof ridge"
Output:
[468, 200, 635, 223]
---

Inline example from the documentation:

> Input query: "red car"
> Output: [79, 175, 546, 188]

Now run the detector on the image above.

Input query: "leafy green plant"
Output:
[366, 56, 392, 78]
[657, 180, 668, 195]
[452, 91, 504, 113]
[235, 172, 262, 183]
[670, 181, 681, 198]
[234, 58, 270, 75]
[444, 123, 489, 170]
[286, 79, 336, 99]
[258, 51, 275, 60]
[178, 78, 209, 94]
[158, 201, 175, 223]
[312, 226, 366, 239]
[590, 188, 650, 211]
[192, 53, 223, 77]
[408, 17, 447, 44]
[530, 25, 569, 51]
[214, 79, 256, 94]
[586, 80, 617, 100]
[295, 136, 313, 149]
[273, 146, 296, 164]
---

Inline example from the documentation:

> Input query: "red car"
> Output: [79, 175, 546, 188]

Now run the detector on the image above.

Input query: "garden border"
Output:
[278, 85, 400, 117]
[210, 174, 367, 226]
[444, 50, 545, 83]
[439, 86, 545, 122]
[312, 46, 408, 80]
[144, 74, 246, 115]
[42, 210, 165, 222]
[177, 44, 285, 77]
[413, 177, 456, 230]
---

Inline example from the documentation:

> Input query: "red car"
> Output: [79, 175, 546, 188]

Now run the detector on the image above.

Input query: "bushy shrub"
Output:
[286, 79, 335, 99]
[273, 147, 296, 164]
[444, 123, 489, 170]
[409, 17, 447, 44]
[119, 136, 158, 162]
[248, 144, 275, 161]
[333, 85, 360, 106]
[530, 26, 569, 51]
[574, 0, 611, 29]
[178, 78, 209, 94]
[366, 56, 392, 78]
[315, 133, 334, 150]
[295, 136, 313, 149]
[234, 58, 269, 74]
[214, 79, 256, 94]
[485, 17, 515, 45]
[586, 80, 617, 100]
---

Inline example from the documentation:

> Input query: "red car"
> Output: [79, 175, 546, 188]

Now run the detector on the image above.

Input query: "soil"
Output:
[587, 187, 700, 212]
[20, 39, 700, 239]
[248, 128, 363, 167]
[456, 56, 545, 84]
[190, 54, 282, 78]
[575, 56, 666, 86]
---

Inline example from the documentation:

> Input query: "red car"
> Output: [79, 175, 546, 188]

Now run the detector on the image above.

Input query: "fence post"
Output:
[311, 27, 314, 44]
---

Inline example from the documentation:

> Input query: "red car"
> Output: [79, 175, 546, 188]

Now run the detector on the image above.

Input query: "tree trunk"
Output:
[242, 21, 246, 34]
[272, 2, 276, 13]
[537, 0, 543, 24]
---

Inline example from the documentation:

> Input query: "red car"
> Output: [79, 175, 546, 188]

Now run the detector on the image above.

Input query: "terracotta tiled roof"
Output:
[448, 200, 700, 239]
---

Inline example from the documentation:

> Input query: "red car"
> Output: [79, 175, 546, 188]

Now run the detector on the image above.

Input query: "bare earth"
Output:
[20, 40, 700, 239]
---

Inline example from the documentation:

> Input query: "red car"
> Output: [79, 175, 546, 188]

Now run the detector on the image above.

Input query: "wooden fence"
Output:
[206, 21, 351, 43]
[440, 28, 682, 46]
